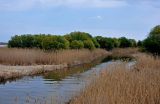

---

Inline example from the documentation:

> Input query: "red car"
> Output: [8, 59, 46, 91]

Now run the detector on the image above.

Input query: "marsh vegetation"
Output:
[71, 52, 160, 104]
[0, 25, 160, 104]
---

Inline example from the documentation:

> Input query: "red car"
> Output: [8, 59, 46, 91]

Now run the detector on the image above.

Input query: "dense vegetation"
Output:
[8, 32, 137, 50]
[6, 25, 160, 53]
[95, 36, 137, 50]
[8, 35, 70, 50]
[143, 25, 160, 54]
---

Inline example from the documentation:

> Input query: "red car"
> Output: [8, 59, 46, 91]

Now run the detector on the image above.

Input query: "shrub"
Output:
[95, 36, 115, 50]
[8, 35, 22, 48]
[65, 31, 99, 49]
[92, 38, 100, 48]
[65, 31, 92, 42]
[129, 39, 137, 47]
[137, 40, 143, 47]
[84, 40, 95, 50]
[112, 38, 120, 48]
[33, 34, 45, 49]
[42, 36, 69, 50]
[70, 40, 84, 49]
[119, 37, 132, 48]
[8, 35, 69, 50]
[143, 25, 160, 54]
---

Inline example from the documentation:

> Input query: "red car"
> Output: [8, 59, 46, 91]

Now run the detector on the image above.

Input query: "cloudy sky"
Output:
[0, 0, 160, 42]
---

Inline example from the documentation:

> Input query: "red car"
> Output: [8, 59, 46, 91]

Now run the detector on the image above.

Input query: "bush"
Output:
[84, 40, 95, 50]
[95, 36, 115, 50]
[64, 31, 92, 42]
[137, 40, 142, 47]
[8, 34, 69, 50]
[143, 25, 160, 54]
[8, 35, 22, 48]
[65, 31, 98, 49]
[42, 36, 69, 50]
[112, 38, 120, 48]
[33, 34, 46, 49]
[129, 39, 137, 47]
[8, 32, 138, 50]
[92, 38, 100, 48]
[70, 40, 84, 49]
[119, 37, 132, 48]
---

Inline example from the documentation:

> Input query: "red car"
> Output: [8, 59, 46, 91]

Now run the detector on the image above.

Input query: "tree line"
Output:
[142, 25, 160, 55]
[7, 25, 160, 54]
[8, 32, 138, 50]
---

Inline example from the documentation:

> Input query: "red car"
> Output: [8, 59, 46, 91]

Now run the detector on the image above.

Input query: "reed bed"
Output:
[0, 48, 108, 81]
[0, 48, 108, 65]
[71, 53, 160, 104]
[111, 48, 139, 57]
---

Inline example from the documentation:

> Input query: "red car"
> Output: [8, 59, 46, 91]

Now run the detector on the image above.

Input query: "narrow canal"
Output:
[0, 59, 122, 104]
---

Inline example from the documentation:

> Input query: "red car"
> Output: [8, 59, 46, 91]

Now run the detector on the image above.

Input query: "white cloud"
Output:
[0, 0, 128, 11]
[90, 15, 103, 20]
[96, 15, 103, 20]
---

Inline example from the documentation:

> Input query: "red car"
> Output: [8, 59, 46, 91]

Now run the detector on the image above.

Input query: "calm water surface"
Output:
[0, 61, 114, 104]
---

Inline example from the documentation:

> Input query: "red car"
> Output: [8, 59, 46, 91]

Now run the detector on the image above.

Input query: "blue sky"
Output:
[0, 0, 160, 42]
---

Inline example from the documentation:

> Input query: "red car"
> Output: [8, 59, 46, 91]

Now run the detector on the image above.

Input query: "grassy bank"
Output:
[0, 48, 108, 82]
[71, 53, 160, 104]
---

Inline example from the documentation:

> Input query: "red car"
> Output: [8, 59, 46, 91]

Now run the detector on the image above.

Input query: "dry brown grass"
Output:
[71, 53, 160, 104]
[0, 48, 108, 81]
[0, 48, 108, 65]
[134, 53, 160, 71]
[111, 48, 139, 57]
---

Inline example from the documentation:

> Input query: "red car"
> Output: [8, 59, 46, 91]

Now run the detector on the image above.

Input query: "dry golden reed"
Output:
[71, 53, 160, 104]
[111, 48, 139, 57]
[0, 48, 108, 65]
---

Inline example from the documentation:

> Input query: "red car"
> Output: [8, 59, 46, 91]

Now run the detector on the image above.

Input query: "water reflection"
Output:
[0, 58, 107, 104]
[43, 63, 96, 81]
[0, 56, 134, 104]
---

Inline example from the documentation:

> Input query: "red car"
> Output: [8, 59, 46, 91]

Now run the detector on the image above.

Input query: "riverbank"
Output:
[0, 48, 108, 82]
[71, 52, 160, 104]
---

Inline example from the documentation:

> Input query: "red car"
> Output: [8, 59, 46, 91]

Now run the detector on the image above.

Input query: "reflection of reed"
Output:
[43, 62, 98, 81]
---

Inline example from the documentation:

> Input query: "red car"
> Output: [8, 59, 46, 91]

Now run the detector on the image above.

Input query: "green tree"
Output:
[119, 37, 132, 48]
[70, 40, 84, 49]
[84, 40, 95, 50]
[20, 35, 34, 48]
[92, 38, 100, 48]
[143, 25, 160, 54]
[112, 38, 120, 48]
[33, 34, 45, 49]
[95, 36, 115, 50]
[8, 35, 22, 48]
[129, 39, 137, 47]
[65, 31, 99, 49]
[65, 31, 92, 42]
[149, 25, 160, 36]
[42, 36, 69, 50]
[137, 40, 142, 47]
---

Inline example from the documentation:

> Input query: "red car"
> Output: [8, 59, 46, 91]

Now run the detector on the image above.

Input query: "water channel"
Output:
[0, 58, 133, 104]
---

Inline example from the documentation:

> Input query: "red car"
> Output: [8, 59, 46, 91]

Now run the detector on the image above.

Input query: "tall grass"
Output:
[71, 54, 160, 104]
[111, 48, 139, 57]
[0, 48, 108, 65]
